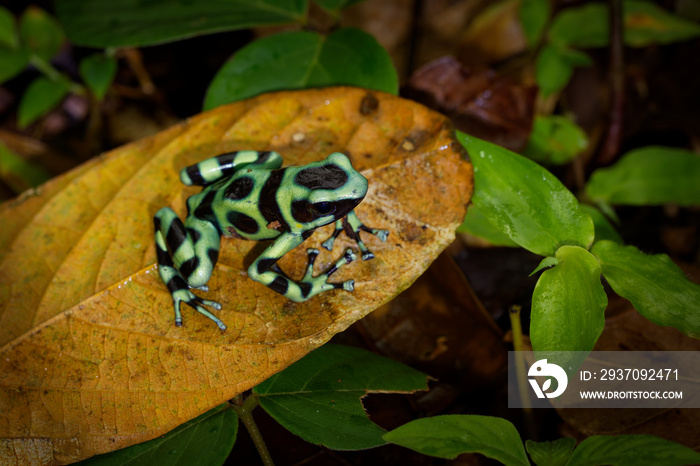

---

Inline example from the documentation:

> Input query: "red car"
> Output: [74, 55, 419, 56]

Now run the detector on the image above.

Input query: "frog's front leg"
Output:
[154, 207, 226, 330]
[248, 232, 357, 302]
[322, 211, 389, 260]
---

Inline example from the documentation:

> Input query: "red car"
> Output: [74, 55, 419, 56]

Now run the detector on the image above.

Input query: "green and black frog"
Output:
[154, 150, 388, 330]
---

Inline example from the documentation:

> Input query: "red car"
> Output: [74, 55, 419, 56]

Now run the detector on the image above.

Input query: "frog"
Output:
[153, 150, 389, 330]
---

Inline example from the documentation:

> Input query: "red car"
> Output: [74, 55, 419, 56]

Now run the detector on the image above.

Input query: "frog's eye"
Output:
[310, 202, 336, 217]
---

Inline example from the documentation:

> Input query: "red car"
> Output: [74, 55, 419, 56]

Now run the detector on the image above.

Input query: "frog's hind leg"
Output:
[180, 150, 283, 186]
[154, 207, 226, 330]
[321, 211, 389, 260]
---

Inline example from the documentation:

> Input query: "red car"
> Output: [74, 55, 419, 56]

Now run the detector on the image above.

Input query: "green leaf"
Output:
[580, 205, 622, 244]
[624, 0, 700, 47]
[19, 6, 64, 61]
[384, 415, 530, 466]
[55, 0, 307, 47]
[550, 1, 700, 48]
[592, 240, 700, 338]
[79, 53, 117, 100]
[566, 434, 700, 466]
[254, 344, 427, 450]
[17, 76, 70, 128]
[457, 205, 518, 247]
[526, 437, 576, 466]
[74, 405, 237, 466]
[519, 0, 550, 47]
[549, 2, 608, 48]
[531, 246, 607, 370]
[0, 47, 29, 84]
[0, 141, 51, 193]
[457, 132, 594, 257]
[523, 115, 589, 164]
[585, 146, 700, 206]
[204, 28, 398, 109]
[0, 5, 18, 48]
[531, 256, 558, 276]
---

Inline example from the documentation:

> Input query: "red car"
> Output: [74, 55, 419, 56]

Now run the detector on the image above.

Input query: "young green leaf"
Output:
[525, 437, 576, 466]
[566, 434, 700, 466]
[383, 415, 530, 466]
[530, 246, 607, 368]
[0, 141, 52, 193]
[535, 45, 592, 97]
[0, 5, 18, 48]
[74, 405, 237, 466]
[458, 205, 518, 247]
[585, 146, 700, 206]
[519, 0, 550, 47]
[457, 132, 594, 257]
[579, 205, 622, 244]
[253, 344, 428, 450]
[17, 76, 71, 128]
[0, 47, 29, 84]
[55, 0, 307, 47]
[204, 28, 397, 109]
[592, 240, 700, 338]
[19, 6, 64, 61]
[80, 53, 117, 100]
[523, 115, 589, 164]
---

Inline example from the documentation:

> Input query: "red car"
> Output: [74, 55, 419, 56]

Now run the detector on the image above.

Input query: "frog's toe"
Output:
[336, 279, 355, 292]
[376, 229, 389, 242]
[321, 237, 335, 251]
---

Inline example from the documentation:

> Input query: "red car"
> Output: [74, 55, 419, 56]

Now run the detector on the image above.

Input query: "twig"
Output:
[598, 0, 625, 165]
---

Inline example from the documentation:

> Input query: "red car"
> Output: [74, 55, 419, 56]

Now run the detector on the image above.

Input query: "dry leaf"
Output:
[405, 57, 536, 151]
[0, 87, 473, 464]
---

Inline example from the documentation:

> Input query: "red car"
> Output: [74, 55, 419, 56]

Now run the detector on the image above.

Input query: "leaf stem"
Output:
[233, 394, 275, 466]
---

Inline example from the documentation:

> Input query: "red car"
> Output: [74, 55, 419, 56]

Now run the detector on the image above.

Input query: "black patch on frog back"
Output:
[224, 176, 254, 200]
[294, 164, 347, 190]
[227, 212, 259, 235]
[193, 191, 217, 222]
[259, 169, 288, 230]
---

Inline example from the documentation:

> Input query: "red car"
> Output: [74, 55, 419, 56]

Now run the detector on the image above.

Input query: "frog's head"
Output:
[287, 152, 368, 230]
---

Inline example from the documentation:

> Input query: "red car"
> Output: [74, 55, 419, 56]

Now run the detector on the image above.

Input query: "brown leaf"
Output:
[361, 252, 507, 388]
[0, 87, 473, 464]
[405, 56, 536, 151]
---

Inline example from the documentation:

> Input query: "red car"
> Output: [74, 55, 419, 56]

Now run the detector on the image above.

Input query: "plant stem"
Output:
[233, 394, 275, 466]
[509, 305, 536, 439]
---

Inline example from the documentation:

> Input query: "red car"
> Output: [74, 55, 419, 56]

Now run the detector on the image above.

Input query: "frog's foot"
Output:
[321, 212, 389, 261]
[172, 288, 226, 330]
[296, 248, 356, 300]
